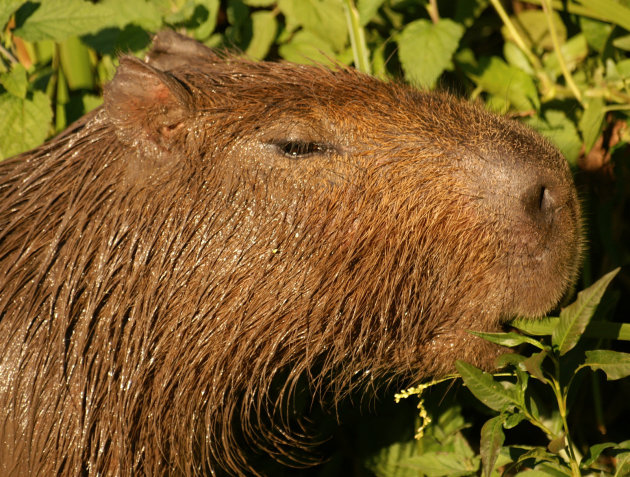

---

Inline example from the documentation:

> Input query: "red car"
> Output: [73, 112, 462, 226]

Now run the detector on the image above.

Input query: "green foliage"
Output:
[392, 269, 630, 476]
[1, 1, 629, 476]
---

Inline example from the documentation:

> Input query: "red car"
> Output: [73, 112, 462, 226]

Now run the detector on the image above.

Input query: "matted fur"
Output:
[0, 31, 582, 475]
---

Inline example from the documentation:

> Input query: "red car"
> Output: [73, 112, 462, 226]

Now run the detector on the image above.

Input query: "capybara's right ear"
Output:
[104, 56, 191, 146]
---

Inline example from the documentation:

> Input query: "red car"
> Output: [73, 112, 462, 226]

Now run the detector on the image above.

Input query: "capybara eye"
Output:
[276, 141, 326, 158]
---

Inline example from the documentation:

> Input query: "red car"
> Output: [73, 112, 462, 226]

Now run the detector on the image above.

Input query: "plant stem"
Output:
[552, 359, 582, 476]
[541, 0, 583, 103]
[344, 0, 371, 74]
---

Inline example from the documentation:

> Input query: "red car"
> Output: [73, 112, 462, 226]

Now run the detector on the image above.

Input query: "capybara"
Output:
[0, 30, 582, 476]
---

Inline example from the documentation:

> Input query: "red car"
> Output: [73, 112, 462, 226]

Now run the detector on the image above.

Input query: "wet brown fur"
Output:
[0, 31, 582, 475]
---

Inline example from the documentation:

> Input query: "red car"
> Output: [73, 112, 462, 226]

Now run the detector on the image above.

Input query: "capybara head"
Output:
[0, 30, 582, 476]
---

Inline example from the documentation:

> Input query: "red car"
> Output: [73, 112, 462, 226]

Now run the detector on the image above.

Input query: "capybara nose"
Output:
[522, 181, 556, 223]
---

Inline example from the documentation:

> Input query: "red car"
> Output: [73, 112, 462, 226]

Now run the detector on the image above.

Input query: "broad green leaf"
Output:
[397, 19, 463, 89]
[614, 452, 630, 477]
[504, 413, 526, 429]
[584, 350, 630, 380]
[456, 361, 520, 412]
[552, 268, 620, 355]
[367, 440, 427, 477]
[101, 0, 162, 31]
[581, 442, 617, 466]
[59, 36, 94, 90]
[527, 110, 581, 164]
[0, 0, 24, 31]
[579, 16, 612, 52]
[243, 0, 275, 5]
[504, 41, 534, 75]
[0, 91, 52, 160]
[511, 317, 557, 336]
[470, 331, 544, 349]
[246, 11, 277, 60]
[502, 9, 566, 51]
[14, 0, 116, 42]
[278, 30, 337, 65]
[404, 451, 480, 476]
[579, 96, 605, 154]
[468, 56, 539, 111]
[278, 0, 348, 51]
[543, 34, 588, 79]
[524, 351, 548, 382]
[358, 0, 385, 26]
[576, 0, 630, 34]
[613, 33, 630, 51]
[0, 63, 28, 99]
[480, 415, 505, 477]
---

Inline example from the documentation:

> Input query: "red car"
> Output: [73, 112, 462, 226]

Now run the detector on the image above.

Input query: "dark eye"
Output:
[276, 141, 327, 158]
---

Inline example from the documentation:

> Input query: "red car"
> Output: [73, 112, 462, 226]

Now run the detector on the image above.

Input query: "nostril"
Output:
[524, 183, 554, 219]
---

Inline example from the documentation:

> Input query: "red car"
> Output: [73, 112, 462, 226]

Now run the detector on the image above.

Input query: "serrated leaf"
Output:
[552, 268, 620, 355]
[0, 63, 28, 99]
[14, 0, 116, 42]
[511, 317, 558, 336]
[584, 350, 630, 380]
[397, 18, 463, 89]
[579, 96, 605, 154]
[0, 91, 52, 160]
[470, 331, 544, 349]
[278, 29, 337, 65]
[481, 415, 506, 477]
[366, 440, 426, 477]
[456, 361, 520, 412]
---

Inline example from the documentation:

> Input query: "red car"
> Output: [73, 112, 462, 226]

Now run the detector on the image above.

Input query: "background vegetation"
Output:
[1, 0, 629, 475]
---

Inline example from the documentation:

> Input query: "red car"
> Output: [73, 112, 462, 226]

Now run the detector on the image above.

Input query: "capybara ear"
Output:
[146, 29, 220, 70]
[104, 56, 191, 145]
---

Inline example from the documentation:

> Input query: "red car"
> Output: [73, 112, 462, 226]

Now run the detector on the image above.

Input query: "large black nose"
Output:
[522, 182, 556, 222]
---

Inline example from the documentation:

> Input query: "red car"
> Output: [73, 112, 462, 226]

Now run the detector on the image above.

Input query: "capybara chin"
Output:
[0, 30, 582, 476]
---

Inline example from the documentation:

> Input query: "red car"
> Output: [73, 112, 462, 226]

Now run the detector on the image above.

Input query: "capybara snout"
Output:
[0, 30, 581, 476]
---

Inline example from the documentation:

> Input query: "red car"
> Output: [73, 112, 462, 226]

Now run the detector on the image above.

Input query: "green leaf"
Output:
[0, 91, 52, 160]
[0, 63, 28, 99]
[0, 0, 24, 31]
[581, 442, 617, 467]
[576, 0, 630, 34]
[480, 415, 506, 477]
[467, 56, 540, 111]
[524, 351, 548, 382]
[552, 268, 620, 355]
[397, 19, 464, 89]
[357, 0, 385, 26]
[456, 361, 520, 412]
[526, 110, 581, 165]
[503, 9, 566, 51]
[367, 440, 427, 477]
[579, 16, 613, 52]
[278, 0, 348, 51]
[543, 34, 588, 79]
[278, 30, 337, 65]
[404, 451, 480, 476]
[470, 331, 544, 349]
[246, 11, 277, 60]
[59, 36, 94, 90]
[14, 0, 116, 42]
[584, 350, 630, 380]
[614, 452, 630, 477]
[511, 317, 557, 336]
[579, 96, 605, 154]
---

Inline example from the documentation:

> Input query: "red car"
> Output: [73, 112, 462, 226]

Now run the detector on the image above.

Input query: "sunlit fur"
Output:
[0, 32, 582, 475]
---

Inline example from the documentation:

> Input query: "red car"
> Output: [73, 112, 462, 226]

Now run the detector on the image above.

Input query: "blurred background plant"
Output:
[1, 0, 629, 475]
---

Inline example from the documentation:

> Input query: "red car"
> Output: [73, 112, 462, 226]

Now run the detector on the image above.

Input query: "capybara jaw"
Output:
[0, 29, 582, 476]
